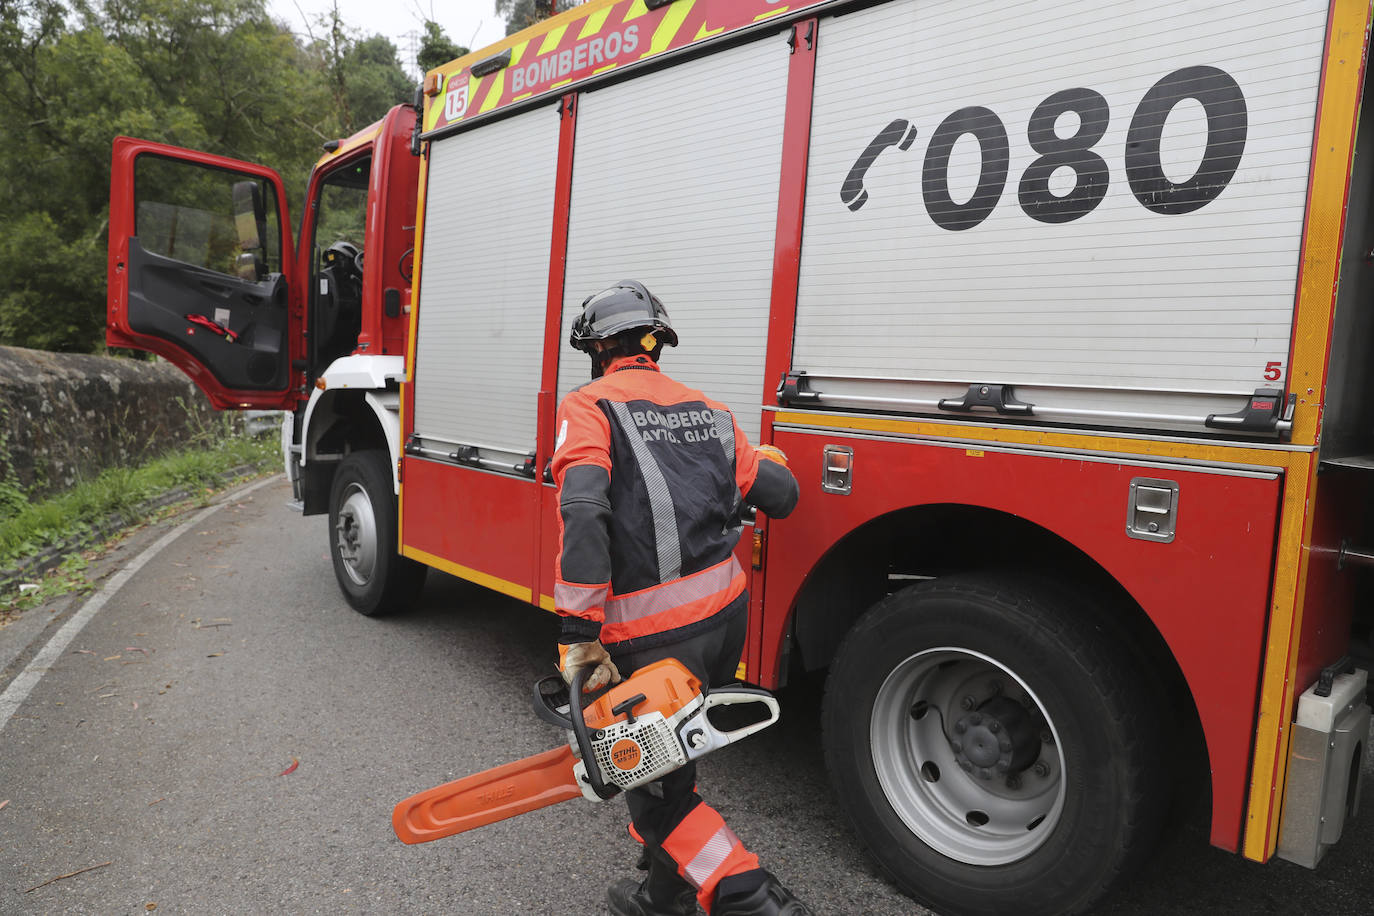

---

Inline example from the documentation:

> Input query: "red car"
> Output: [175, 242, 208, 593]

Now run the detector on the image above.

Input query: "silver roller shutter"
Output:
[412, 103, 561, 464]
[793, 0, 1329, 432]
[557, 32, 791, 445]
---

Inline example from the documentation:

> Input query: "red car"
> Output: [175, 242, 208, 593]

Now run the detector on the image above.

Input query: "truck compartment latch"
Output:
[777, 370, 820, 406]
[1204, 388, 1291, 433]
[937, 384, 1034, 416]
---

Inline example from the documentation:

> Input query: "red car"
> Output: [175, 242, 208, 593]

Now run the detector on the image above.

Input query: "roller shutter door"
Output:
[412, 103, 560, 463]
[557, 32, 790, 444]
[792, 0, 1329, 431]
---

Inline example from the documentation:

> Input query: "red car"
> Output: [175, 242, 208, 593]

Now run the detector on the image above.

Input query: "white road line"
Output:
[0, 475, 282, 733]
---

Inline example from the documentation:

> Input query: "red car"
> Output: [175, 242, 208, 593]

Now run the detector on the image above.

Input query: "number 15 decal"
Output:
[840, 118, 918, 212]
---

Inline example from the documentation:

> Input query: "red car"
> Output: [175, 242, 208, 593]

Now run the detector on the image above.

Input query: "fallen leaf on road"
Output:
[103, 655, 121, 661]
[280, 758, 299, 776]
[24, 861, 112, 893]
[147, 797, 164, 806]
[0, 799, 9, 811]
[125, 647, 148, 655]
[206, 653, 223, 658]
[98, 693, 116, 699]
[132, 701, 139, 710]
[72, 649, 95, 656]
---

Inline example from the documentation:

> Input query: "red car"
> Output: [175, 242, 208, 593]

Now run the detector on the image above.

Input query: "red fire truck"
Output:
[106, 1, 1372, 913]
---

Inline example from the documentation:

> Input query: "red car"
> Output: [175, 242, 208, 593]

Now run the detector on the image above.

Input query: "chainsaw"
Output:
[392, 658, 780, 844]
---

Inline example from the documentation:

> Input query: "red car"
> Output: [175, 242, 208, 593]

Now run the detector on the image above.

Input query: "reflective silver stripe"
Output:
[713, 408, 740, 522]
[712, 409, 735, 468]
[682, 825, 741, 889]
[609, 401, 682, 581]
[604, 556, 742, 626]
[554, 582, 609, 613]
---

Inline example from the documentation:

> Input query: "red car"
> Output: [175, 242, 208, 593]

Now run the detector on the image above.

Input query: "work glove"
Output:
[559, 640, 621, 692]
[755, 444, 790, 468]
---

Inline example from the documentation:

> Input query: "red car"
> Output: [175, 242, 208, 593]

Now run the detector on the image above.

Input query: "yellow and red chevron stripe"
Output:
[423, 0, 823, 133]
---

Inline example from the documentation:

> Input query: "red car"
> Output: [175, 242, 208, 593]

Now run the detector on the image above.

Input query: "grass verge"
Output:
[0, 431, 278, 571]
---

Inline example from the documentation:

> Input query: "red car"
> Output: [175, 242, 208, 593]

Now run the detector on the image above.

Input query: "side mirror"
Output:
[232, 180, 268, 280]
[234, 251, 265, 282]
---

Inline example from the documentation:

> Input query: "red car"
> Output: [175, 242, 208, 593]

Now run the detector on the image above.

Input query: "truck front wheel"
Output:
[328, 449, 427, 616]
[822, 574, 1165, 916]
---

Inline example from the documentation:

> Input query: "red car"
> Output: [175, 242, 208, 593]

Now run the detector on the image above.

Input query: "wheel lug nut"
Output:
[961, 695, 977, 710]
[1040, 729, 1054, 745]
[998, 737, 1012, 752]
[968, 713, 983, 726]
[958, 758, 973, 772]
[954, 721, 967, 734]
[988, 720, 1001, 733]
[950, 740, 963, 754]
[1006, 774, 1022, 790]
[1034, 761, 1051, 778]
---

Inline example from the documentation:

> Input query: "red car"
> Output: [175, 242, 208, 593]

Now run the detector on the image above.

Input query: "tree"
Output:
[416, 20, 466, 75]
[496, 0, 580, 37]
[307, 5, 412, 137]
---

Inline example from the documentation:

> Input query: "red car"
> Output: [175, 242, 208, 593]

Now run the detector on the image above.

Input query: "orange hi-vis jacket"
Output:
[552, 354, 780, 648]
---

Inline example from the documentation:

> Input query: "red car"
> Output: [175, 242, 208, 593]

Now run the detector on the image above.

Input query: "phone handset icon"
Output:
[840, 119, 918, 211]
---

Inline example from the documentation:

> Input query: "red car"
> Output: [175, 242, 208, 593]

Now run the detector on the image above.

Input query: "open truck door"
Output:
[107, 137, 299, 410]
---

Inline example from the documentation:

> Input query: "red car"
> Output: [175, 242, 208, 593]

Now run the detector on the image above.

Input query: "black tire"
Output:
[328, 449, 427, 616]
[821, 574, 1166, 916]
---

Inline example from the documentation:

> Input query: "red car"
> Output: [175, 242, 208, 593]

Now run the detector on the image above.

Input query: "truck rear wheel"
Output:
[328, 449, 426, 616]
[822, 574, 1165, 916]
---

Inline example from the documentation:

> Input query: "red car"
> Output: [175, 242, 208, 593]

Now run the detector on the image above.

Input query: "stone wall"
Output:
[0, 346, 221, 501]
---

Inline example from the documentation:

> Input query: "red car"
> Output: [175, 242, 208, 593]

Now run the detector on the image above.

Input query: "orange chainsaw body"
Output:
[393, 659, 708, 844]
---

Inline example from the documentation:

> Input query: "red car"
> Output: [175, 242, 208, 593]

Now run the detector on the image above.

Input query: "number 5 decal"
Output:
[841, 118, 918, 212]
[1264, 361, 1283, 382]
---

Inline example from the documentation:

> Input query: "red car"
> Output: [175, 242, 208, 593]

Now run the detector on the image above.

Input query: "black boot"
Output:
[607, 849, 697, 916]
[712, 872, 812, 916]
[607, 877, 697, 916]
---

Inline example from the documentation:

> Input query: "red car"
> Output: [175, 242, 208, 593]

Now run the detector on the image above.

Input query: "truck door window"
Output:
[134, 155, 282, 276]
[310, 158, 370, 370]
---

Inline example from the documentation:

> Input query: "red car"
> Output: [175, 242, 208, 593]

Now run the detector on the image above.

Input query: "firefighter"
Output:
[553, 280, 809, 916]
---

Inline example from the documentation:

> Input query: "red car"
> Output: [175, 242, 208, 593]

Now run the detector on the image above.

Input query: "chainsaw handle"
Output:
[681, 689, 781, 760]
[569, 666, 621, 800]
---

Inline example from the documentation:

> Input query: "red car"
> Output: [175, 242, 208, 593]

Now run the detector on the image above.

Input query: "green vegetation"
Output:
[0, 421, 276, 568]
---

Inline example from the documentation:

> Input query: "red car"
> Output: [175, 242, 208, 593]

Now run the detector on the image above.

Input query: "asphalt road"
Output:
[0, 475, 1369, 915]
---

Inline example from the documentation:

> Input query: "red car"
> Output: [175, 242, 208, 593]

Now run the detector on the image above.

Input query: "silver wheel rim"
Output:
[870, 647, 1066, 866]
[334, 482, 378, 588]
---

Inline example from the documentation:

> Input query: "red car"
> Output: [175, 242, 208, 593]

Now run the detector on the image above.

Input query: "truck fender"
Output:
[299, 355, 406, 492]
